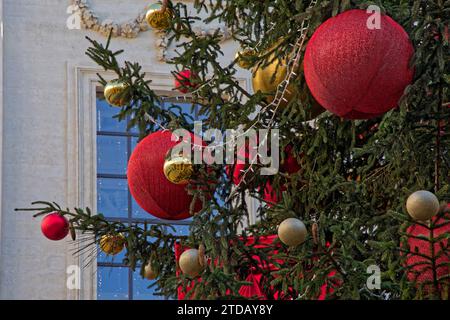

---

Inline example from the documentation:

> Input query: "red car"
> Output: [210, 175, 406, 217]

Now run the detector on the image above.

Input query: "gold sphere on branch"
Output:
[406, 190, 440, 221]
[104, 80, 131, 107]
[179, 249, 204, 278]
[144, 261, 158, 280]
[252, 53, 294, 105]
[99, 233, 126, 255]
[145, 3, 173, 30]
[235, 48, 257, 69]
[277, 218, 308, 247]
[252, 43, 324, 119]
[163, 151, 193, 185]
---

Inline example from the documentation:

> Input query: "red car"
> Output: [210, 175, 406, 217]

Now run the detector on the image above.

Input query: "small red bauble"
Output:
[41, 213, 69, 241]
[230, 135, 259, 186]
[405, 213, 450, 294]
[174, 70, 198, 94]
[304, 9, 414, 119]
[280, 144, 301, 174]
[128, 130, 203, 220]
[262, 145, 301, 205]
[228, 142, 301, 206]
[231, 143, 301, 186]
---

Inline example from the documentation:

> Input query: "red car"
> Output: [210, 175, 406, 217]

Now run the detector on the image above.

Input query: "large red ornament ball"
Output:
[174, 69, 198, 94]
[304, 9, 415, 119]
[405, 213, 450, 293]
[41, 213, 69, 241]
[128, 130, 203, 220]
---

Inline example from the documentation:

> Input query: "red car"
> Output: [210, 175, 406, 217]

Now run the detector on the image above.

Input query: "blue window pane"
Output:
[137, 223, 161, 244]
[168, 102, 198, 122]
[97, 244, 127, 264]
[129, 100, 164, 134]
[132, 268, 165, 300]
[191, 104, 209, 122]
[129, 117, 141, 135]
[97, 267, 129, 300]
[131, 197, 153, 219]
[168, 224, 190, 236]
[131, 136, 139, 151]
[130, 126, 139, 134]
[97, 178, 128, 218]
[97, 98, 127, 132]
[130, 137, 139, 177]
[97, 135, 128, 175]
[131, 198, 184, 224]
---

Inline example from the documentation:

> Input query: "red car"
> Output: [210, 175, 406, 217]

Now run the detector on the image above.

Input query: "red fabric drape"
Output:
[238, 273, 267, 299]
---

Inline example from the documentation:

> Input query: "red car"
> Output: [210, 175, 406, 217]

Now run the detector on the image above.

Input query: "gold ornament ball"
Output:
[252, 53, 294, 106]
[144, 262, 158, 280]
[406, 190, 440, 221]
[100, 234, 126, 256]
[179, 249, 204, 277]
[104, 80, 131, 107]
[278, 218, 307, 247]
[145, 4, 173, 30]
[252, 50, 324, 119]
[163, 155, 193, 185]
[235, 48, 256, 69]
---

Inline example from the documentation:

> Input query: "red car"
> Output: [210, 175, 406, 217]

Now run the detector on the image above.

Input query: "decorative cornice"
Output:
[70, 0, 148, 38]
[70, 0, 233, 61]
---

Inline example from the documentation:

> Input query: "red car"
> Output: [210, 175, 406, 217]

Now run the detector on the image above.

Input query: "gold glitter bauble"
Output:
[145, 4, 173, 30]
[100, 234, 126, 256]
[104, 80, 131, 107]
[144, 262, 158, 280]
[252, 51, 295, 106]
[163, 154, 193, 185]
[235, 48, 257, 69]
[252, 45, 324, 119]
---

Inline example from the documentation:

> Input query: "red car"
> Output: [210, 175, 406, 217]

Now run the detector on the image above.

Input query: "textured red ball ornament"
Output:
[405, 213, 450, 293]
[174, 70, 198, 94]
[41, 213, 69, 241]
[127, 130, 203, 220]
[304, 9, 414, 119]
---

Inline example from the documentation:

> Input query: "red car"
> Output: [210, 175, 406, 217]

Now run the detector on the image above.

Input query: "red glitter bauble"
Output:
[304, 9, 414, 119]
[128, 130, 204, 220]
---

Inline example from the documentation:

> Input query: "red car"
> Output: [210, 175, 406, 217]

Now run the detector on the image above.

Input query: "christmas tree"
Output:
[17, 0, 449, 300]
